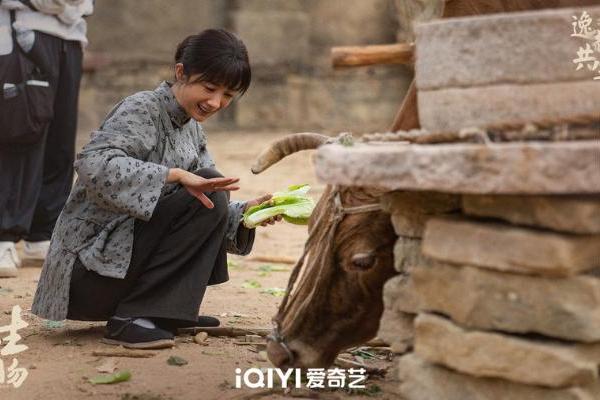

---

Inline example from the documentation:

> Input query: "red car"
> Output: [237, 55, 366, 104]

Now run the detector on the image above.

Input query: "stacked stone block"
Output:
[395, 202, 600, 399]
[377, 192, 459, 353]
[414, 6, 600, 133]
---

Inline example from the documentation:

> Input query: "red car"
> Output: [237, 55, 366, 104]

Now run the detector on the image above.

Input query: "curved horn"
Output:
[251, 132, 330, 174]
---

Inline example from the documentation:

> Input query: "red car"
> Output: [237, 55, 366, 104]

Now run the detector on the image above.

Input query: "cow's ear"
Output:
[349, 252, 376, 271]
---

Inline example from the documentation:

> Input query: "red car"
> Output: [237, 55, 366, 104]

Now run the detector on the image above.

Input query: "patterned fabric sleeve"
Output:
[74, 95, 168, 221]
[190, 122, 255, 255]
[226, 200, 255, 255]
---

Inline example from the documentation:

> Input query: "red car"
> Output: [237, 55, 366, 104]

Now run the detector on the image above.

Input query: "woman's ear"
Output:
[175, 63, 185, 82]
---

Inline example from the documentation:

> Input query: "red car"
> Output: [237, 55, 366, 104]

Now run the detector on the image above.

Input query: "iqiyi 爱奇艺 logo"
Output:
[235, 367, 367, 389]
[571, 11, 600, 80]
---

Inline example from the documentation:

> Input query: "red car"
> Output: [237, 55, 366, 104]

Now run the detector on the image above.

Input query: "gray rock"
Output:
[381, 191, 460, 238]
[415, 7, 600, 89]
[394, 236, 427, 273]
[417, 81, 600, 133]
[414, 313, 598, 388]
[314, 141, 600, 194]
[462, 195, 600, 234]
[377, 307, 414, 354]
[422, 217, 600, 276]
[398, 354, 600, 400]
[378, 273, 423, 353]
[412, 262, 600, 342]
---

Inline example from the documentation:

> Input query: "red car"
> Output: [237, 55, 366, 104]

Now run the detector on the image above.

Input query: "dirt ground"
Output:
[0, 131, 397, 400]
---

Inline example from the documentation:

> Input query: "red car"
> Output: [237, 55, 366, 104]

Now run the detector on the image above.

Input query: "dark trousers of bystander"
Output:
[0, 31, 82, 242]
[67, 169, 233, 328]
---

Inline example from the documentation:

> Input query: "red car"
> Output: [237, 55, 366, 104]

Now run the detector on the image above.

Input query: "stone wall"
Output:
[314, 5, 600, 399]
[384, 196, 600, 399]
[79, 0, 412, 135]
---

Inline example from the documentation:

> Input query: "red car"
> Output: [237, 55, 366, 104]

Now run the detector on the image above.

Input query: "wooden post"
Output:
[331, 43, 414, 69]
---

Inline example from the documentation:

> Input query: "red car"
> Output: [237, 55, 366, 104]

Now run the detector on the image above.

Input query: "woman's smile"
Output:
[197, 103, 213, 118]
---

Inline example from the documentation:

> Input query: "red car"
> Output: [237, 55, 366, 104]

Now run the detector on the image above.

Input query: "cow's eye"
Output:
[350, 252, 376, 270]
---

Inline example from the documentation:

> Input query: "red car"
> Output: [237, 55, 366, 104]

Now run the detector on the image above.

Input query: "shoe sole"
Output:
[0, 268, 18, 278]
[21, 258, 45, 268]
[23, 255, 46, 261]
[101, 337, 175, 349]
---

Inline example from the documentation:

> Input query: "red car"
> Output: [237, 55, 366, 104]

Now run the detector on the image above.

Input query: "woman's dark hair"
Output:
[175, 29, 251, 95]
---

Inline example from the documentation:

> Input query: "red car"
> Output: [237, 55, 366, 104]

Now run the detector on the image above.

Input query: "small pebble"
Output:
[194, 332, 209, 345]
[257, 351, 268, 362]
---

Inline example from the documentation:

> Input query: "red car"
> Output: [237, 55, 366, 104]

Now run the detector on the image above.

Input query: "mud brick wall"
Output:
[79, 0, 412, 135]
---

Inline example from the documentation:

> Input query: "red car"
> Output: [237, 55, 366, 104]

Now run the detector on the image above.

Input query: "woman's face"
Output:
[172, 64, 238, 122]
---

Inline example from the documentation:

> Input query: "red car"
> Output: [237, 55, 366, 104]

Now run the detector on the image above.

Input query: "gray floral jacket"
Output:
[31, 81, 253, 321]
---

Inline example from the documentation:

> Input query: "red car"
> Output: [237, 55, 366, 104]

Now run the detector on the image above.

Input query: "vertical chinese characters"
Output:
[572, 11, 600, 80]
[0, 305, 29, 389]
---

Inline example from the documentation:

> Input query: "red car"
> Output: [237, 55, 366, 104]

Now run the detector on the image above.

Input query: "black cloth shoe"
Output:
[196, 315, 220, 327]
[101, 318, 175, 349]
[156, 315, 221, 335]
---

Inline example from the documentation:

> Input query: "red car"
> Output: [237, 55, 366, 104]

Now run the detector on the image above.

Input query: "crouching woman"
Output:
[31, 29, 279, 349]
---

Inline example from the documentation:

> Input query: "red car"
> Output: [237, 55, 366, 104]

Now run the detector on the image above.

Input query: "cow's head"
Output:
[251, 133, 396, 368]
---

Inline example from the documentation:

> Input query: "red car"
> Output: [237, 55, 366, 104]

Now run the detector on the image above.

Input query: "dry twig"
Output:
[247, 255, 297, 265]
[179, 326, 272, 337]
[91, 349, 156, 358]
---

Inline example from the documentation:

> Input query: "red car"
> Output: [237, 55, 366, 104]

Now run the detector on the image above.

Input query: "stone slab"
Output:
[414, 313, 598, 388]
[411, 262, 600, 342]
[417, 81, 600, 133]
[398, 354, 600, 400]
[377, 307, 414, 354]
[462, 195, 600, 234]
[422, 217, 600, 276]
[415, 6, 600, 89]
[378, 272, 424, 353]
[383, 272, 421, 314]
[381, 192, 460, 238]
[393, 236, 427, 273]
[314, 141, 600, 194]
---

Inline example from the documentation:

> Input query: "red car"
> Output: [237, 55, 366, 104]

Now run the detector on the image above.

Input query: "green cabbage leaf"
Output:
[243, 184, 315, 228]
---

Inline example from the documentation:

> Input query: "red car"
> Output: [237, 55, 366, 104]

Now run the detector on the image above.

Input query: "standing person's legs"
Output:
[27, 39, 82, 247]
[0, 32, 61, 274]
[0, 144, 46, 276]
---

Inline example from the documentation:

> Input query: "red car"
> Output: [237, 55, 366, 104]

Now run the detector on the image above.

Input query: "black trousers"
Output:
[67, 169, 231, 325]
[0, 31, 82, 242]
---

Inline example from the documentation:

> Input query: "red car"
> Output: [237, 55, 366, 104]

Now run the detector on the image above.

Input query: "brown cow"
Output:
[251, 133, 396, 368]
[259, 0, 598, 369]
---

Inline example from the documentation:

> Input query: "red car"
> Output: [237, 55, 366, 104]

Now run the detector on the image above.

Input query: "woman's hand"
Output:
[168, 168, 239, 209]
[245, 194, 283, 227]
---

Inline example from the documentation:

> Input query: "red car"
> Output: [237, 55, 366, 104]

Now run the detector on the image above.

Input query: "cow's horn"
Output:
[251, 132, 330, 174]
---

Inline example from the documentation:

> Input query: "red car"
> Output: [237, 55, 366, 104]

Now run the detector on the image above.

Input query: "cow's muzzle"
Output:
[266, 325, 296, 367]
[266, 339, 294, 367]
